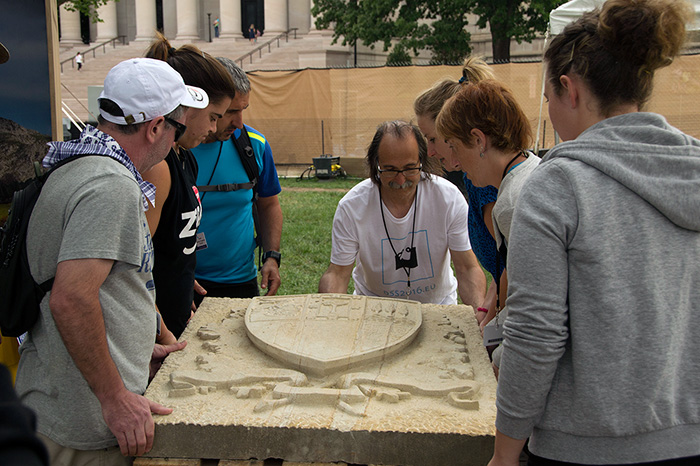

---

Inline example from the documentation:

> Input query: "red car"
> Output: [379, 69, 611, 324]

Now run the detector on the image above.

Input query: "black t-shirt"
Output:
[152, 148, 201, 338]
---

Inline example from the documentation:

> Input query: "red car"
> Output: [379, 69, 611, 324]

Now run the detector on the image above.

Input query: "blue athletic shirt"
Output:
[463, 174, 503, 281]
[192, 125, 281, 284]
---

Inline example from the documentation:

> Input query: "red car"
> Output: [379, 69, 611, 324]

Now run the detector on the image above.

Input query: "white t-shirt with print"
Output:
[330, 175, 471, 304]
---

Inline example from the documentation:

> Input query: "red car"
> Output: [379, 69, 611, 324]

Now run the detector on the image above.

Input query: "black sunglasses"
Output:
[164, 117, 187, 142]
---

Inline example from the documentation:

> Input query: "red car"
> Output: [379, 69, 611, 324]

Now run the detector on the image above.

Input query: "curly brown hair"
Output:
[435, 80, 532, 153]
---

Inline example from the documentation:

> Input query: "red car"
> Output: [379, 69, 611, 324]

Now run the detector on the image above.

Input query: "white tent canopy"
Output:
[549, 0, 700, 35]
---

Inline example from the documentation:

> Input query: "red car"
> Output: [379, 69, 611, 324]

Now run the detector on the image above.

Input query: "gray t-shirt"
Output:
[15, 156, 157, 450]
[492, 153, 540, 249]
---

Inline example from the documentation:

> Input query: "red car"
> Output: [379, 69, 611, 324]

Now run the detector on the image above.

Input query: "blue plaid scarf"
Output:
[44, 125, 156, 210]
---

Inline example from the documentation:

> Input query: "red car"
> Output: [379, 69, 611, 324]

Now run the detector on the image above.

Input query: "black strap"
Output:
[231, 127, 259, 199]
[199, 128, 264, 268]
[231, 128, 263, 268]
[495, 234, 507, 311]
[198, 181, 256, 192]
[39, 278, 54, 293]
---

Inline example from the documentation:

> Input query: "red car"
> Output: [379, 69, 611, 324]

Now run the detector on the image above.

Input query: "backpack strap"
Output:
[231, 127, 259, 201]
[197, 128, 264, 267]
[231, 128, 263, 266]
[198, 180, 256, 192]
[197, 129, 259, 196]
[38, 278, 54, 293]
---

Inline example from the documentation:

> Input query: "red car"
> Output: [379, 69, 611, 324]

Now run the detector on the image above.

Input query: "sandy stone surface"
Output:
[145, 294, 497, 465]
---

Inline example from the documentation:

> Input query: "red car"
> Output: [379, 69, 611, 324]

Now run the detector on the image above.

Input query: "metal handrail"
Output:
[60, 36, 128, 72]
[61, 101, 85, 132]
[60, 82, 96, 121]
[235, 28, 298, 67]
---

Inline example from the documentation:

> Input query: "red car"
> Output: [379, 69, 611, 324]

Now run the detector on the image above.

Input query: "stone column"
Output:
[264, 0, 288, 35]
[60, 3, 83, 44]
[309, 0, 330, 35]
[133, 0, 158, 41]
[309, 0, 317, 32]
[219, 0, 242, 39]
[175, 0, 199, 40]
[92, 0, 118, 42]
[289, 0, 310, 34]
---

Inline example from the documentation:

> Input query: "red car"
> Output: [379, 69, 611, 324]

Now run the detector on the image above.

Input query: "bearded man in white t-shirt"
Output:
[319, 120, 486, 307]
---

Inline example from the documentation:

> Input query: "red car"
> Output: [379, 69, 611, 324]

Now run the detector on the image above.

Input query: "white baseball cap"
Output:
[99, 58, 209, 125]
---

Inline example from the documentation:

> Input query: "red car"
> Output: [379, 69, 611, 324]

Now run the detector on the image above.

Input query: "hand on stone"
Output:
[101, 389, 172, 457]
[150, 340, 187, 382]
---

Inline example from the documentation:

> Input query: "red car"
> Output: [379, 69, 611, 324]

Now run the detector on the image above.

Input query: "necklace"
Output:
[379, 184, 419, 287]
[501, 150, 528, 181]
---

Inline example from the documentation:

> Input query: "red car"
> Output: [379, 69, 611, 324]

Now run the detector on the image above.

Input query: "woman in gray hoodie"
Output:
[489, 0, 700, 465]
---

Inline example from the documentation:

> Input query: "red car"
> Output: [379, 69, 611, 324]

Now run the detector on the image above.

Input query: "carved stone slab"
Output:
[245, 294, 422, 376]
[144, 295, 496, 466]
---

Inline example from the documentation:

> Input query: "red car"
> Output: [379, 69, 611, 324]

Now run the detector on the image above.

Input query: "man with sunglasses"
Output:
[319, 120, 486, 307]
[15, 58, 207, 464]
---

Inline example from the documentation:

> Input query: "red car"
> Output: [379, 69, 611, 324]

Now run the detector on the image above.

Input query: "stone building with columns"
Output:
[57, 0, 549, 66]
[59, 0, 316, 45]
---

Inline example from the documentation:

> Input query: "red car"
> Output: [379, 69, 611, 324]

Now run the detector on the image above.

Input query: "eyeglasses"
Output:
[164, 117, 187, 142]
[377, 163, 422, 178]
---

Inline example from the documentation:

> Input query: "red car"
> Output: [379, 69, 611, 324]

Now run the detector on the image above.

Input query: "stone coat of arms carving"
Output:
[244, 294, 422, 376]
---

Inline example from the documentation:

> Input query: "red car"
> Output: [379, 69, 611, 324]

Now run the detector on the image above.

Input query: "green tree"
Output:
[386, 43, 412, 66]
[312, 0, 567, 65]
[311, 0, 473, 65]
[59, 0, 115, 23]
[472, 0, 567, 63]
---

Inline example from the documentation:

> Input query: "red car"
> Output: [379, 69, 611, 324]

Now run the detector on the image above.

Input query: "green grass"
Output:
[278, 176, 364, 191]
[3, 176, 489, 299]
[1, 178, 362, 297]
[277, 177, 362, 296]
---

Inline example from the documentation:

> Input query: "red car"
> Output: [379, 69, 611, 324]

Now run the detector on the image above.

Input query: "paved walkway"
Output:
[59, 32, 328, 123]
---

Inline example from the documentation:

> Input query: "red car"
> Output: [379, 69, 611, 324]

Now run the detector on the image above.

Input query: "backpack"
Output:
[0, 155, 93, 337]
[198, 127, 263, 263]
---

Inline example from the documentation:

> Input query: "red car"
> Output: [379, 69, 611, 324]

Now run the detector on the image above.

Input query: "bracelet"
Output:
[476, 307, 488, 313]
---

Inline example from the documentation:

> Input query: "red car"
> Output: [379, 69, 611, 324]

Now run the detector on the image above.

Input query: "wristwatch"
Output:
[262, 250, 281, 266]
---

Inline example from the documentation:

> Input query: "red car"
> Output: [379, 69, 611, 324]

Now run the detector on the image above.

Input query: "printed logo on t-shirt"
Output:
[381, 229, 433, 286]
[180, 203, 202, 255]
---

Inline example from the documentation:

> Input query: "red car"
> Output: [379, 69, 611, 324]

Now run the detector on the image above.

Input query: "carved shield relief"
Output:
[245, 294, 422, 376]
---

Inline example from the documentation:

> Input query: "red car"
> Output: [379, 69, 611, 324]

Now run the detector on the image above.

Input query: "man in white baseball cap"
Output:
[98, 57, 208, 126]
[14, 58, 208, 464]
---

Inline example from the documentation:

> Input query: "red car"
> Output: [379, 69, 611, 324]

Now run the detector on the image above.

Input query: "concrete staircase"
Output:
[59, 31, 334, 123]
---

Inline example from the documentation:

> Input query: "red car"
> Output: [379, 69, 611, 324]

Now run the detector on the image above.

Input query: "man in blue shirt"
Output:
[191, 57, 283, 300]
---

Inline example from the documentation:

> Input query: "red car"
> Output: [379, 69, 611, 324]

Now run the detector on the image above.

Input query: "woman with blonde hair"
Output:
[487, 0, 700, 464]
[413, 56, 504, 325]
[143, 33, 235, 341]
